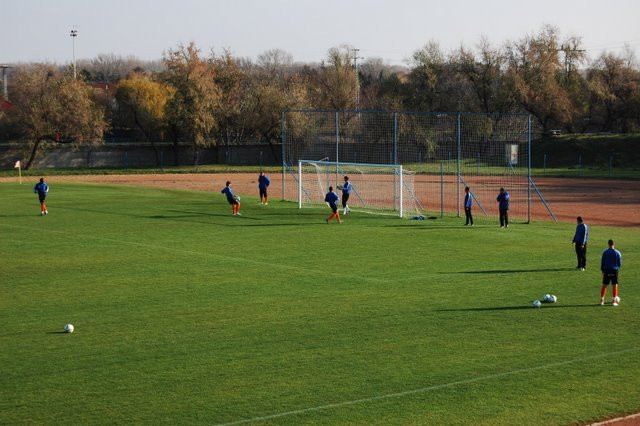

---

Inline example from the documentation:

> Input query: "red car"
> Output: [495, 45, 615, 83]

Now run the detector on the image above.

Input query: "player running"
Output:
[258, 172, 271, 205]
[221, 181, 241, 216]
[338, 175, 352, 215]
[600, 239, 622, 306]
[34, 177, 49, 216]
[325, 186, 342, 224]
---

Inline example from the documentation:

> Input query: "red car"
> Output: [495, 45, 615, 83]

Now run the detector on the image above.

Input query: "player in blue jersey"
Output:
[324, 186, 342, 224]
[496, 187, 510, 228]
[33, 177, 49, 216]
[464, 186, 473, 226]
[338, 175, 352, 215]
[600, 239, 622, 306]
[572, 216, 589, 271]
[258, 172, 271, 205]
[221, 181, 241, 216]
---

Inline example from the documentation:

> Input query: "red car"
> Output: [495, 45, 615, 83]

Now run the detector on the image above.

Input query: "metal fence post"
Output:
[578, 154, 582, 176]
[543, 153, 547, 174]
[393, 112, 398, 165]
[456, 114, 461, 218]
[609, 156, 613, 177]
[281, 110, 286, 200]
[335, 111, 340, 186]
[527, 115, 532, 223]
[440, 162, 444, 218]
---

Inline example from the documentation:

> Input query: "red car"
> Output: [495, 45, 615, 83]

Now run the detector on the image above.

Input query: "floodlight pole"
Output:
[70, 28, 78, 79]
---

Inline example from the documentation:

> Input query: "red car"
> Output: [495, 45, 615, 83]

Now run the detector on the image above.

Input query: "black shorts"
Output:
[342, 193, 350, 207]
[602, 271, 619, 285]
[329, 203, 338, 213]
[259, 188, 267, 197]
[38, 195, 47, 203]
[227, 198, 239, 205]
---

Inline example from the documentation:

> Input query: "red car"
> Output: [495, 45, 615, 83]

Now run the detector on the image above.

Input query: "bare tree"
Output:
[9, 65, 108, 169]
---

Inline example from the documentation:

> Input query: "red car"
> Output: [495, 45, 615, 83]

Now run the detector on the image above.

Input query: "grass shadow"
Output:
[436, 303, 599, 312]
[450, 267, 573, 274]
[46, 331, 69, 335]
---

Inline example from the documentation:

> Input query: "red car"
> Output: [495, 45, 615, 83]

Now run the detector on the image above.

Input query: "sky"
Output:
[2, 0, 639, 66]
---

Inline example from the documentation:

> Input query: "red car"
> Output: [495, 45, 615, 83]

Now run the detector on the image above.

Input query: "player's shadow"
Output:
[452, 267, 572, 274]
[437, 303, 599, 312]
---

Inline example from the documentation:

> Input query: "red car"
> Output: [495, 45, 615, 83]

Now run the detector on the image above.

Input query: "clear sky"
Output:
[2, 0, 639, 65]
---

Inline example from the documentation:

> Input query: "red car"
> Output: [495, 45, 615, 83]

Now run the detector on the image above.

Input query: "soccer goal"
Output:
[297, 160, 422, 218]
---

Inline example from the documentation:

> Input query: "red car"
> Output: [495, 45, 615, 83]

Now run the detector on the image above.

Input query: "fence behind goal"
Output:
[282, 110, 548, 222]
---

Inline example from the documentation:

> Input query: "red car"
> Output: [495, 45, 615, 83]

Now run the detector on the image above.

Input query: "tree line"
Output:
[1, 25, 639, 169]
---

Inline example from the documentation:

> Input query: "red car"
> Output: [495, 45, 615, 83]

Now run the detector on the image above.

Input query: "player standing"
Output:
[572, 216, 589, 271]
[339, 175, 352, 215]
[34, 177, 49, 216]
[496, 187, 509, 228]
[324, 186, 342, 224]
[464, 186, 473, 226]
[221, 181, 241, 216]
[258, 172, 271, 205]
[600, 239, 622, 306]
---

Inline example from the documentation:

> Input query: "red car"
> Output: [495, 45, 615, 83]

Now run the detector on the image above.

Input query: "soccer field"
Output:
[1, 182, 639, 425]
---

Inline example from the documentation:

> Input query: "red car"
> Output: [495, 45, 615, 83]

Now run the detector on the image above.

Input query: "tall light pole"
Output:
[351, 48, 362, 111]
[70, 28, 78, 79]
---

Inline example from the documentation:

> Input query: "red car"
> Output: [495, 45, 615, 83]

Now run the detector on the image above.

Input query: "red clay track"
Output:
[2, 174, 638, 226]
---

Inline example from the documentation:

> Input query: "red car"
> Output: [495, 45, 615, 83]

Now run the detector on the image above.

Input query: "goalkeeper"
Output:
[337, 175, 352, 215]
[324, 186, 342, 224]
[221, 181, 241, 216]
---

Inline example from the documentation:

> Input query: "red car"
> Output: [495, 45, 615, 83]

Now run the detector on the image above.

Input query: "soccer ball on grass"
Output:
[64, 324, 74, 333]
[532, 300, 542, 308]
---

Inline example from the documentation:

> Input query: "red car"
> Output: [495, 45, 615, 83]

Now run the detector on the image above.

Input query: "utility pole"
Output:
[70, 27, 78, 79]
[560, 43, 585, 81]
[0, 65, 11, 100]
[351, 47, 363, 110]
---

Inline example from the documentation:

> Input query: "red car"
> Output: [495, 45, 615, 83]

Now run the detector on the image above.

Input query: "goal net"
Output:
[297, 160, 423, 218]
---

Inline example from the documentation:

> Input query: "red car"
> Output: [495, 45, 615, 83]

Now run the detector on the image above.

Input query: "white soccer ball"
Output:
[532, 300, 542, 308]
[64, 324, 74, 333]
[543, 293, 551, 302]
[549, 295, 557, 303]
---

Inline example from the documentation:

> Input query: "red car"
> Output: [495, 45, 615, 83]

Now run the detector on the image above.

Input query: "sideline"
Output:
[215, 348, 636, 425]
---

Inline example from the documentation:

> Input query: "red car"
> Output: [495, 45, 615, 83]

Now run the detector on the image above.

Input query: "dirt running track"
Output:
[3, 173, 637, 227]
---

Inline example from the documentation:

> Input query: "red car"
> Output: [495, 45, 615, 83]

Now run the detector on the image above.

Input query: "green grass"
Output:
[1, 183, 639, 424]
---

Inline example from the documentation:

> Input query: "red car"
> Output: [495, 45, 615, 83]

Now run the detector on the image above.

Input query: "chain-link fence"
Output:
[282, 110, 540, 222]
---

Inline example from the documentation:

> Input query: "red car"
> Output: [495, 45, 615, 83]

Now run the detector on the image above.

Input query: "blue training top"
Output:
[221, 186, 235, 201]
[601, 248, 622, 272]
[258, 175, 271, 190]
[497, 191, 509, 210]
[573, 223, 588, 245]
[342, 181, 352, 195]
[325, 191, 339, 205]
[464, 192, 472, 208]
[34, 182, 49, 196]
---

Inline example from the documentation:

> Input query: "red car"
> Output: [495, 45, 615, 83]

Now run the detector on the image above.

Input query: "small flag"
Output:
[14, 160, 21, 168]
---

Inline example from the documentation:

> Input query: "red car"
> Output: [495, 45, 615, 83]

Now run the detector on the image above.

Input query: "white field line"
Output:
[0, 222, 387, 285]
[590, 412, 640, 425]
[216, 347, 637, 425]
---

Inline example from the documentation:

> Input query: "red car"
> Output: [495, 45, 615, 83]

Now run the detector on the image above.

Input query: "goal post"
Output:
[297, 160, 421, 218]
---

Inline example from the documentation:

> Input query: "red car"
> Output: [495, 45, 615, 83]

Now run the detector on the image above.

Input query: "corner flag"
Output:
[14, 160, 22, 184]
